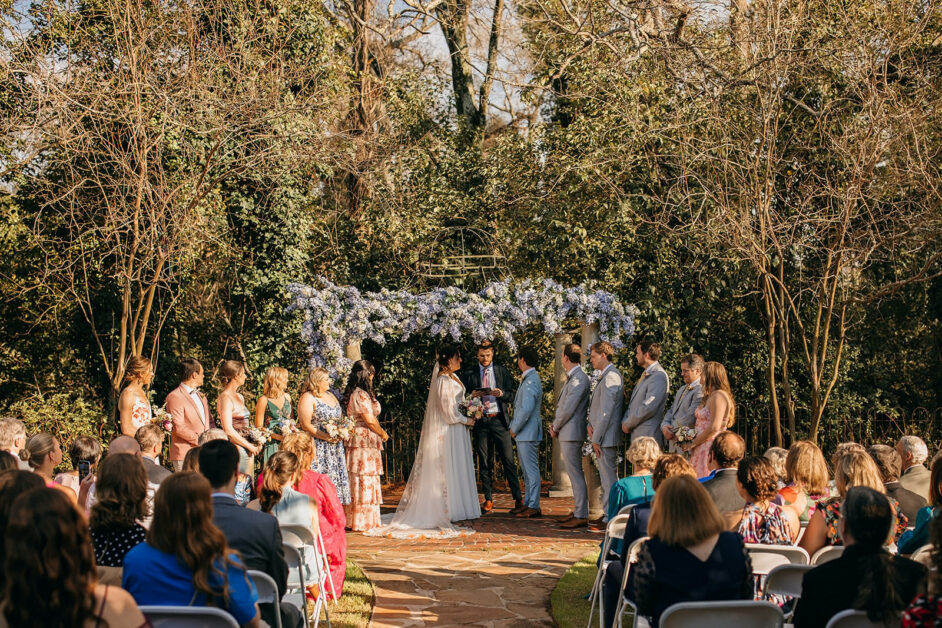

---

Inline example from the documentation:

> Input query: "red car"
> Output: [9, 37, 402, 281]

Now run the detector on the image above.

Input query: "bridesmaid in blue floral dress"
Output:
[298, 367, 351, 504]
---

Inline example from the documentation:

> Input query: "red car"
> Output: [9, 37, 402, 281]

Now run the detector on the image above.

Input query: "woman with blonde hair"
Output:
[685, 361, 736, 477]
[216, 360, 259, 500]
[118, 356, 154, 437]
[258, 433, 347, 598]
[24, 433, 76, 503]
[254, 366, 292, 464]
[607, 436, 661, 520]
[800, 449, 909, 557]
[627, 475, 753, 627]
[774, 440, 831, 524]
[297, 367, 350, 504]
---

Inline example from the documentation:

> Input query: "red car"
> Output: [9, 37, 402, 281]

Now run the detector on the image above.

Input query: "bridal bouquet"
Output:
[673, 426, 698, 444]
[151, 406, 174, 433]
[582, 440, 624, 468]
[323, 414, 355, 441]
[244, 426, 273, 446]
[459, 395, 485, 422]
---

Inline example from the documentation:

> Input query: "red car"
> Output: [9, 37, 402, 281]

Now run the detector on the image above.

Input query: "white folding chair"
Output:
[825, 609, 901, 628]
[745, 544, 810, 575]
[659, 600, 785, 628]
[281, 524, 336, 601]
[283, 542, 331, 628]
[587, 512, 633, 628]
[763, 564, 813, 600]
[910, 544, 933, 563]
[140, 606, 239, 627]
[248, 569, 283, 628]
[811, 545, 845, 565]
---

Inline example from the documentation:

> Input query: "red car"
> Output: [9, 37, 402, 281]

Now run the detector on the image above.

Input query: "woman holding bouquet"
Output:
[298, 367, 351, 505]
[118, 356, 154, 437]
[343, 360, 387, 532]
[684, 361, 736, 478]
[216, 360, 261, 499]
[255, 366, 293, 465]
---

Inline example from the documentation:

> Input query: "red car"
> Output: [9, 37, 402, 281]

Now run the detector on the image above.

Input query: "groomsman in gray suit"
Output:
[550, 343, 590, 529]
[621, 340, 670, 449]
[660, 354, 704, 454]
[510, 346, 544, 518]
[587, 341, 624, 529]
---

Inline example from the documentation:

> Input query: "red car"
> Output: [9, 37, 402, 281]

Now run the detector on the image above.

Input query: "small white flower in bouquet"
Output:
[151, 406, 173, 433]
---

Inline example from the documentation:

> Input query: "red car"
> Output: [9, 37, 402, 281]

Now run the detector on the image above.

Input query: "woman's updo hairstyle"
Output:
[218, 360, 245, 387]
[23, 432, 57, 469]
[436, 344, 461, 370]
[124, 355, 152, 384]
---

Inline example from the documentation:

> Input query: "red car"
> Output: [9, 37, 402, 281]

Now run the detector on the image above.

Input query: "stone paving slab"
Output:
[347, 487, 598, 627]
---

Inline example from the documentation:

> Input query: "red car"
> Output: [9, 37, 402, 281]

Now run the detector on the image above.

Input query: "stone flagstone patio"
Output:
[346, 488, 598, 627]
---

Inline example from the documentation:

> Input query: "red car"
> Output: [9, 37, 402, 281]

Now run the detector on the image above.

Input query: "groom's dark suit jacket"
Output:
[460, 363, 516, 427]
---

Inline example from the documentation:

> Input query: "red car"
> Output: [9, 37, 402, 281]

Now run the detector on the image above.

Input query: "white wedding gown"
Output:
[366, 364, 480, 539]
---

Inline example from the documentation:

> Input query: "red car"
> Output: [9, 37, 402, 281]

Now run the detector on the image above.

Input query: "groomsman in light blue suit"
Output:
[510, 346, 543, 518]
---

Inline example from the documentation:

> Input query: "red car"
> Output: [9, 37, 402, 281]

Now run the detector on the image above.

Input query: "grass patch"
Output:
[311, 560, 374, 628]
[551, 550, 599, 628]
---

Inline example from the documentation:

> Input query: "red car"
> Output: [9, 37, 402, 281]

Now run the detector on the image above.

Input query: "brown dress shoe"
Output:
[509, 500, 528, 515]
[560, 517, 588, 529]
[516, 507, 542, 518]
[560, 512, 575, 523]
[587, 517, 606, 531]
[482, 499, 494, 513]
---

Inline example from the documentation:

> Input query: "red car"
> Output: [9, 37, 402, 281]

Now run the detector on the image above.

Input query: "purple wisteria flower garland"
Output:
[286, 278, 638, 377]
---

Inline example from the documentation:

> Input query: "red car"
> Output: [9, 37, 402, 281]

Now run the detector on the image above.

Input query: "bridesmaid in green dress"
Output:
[254, 366, 294, 464]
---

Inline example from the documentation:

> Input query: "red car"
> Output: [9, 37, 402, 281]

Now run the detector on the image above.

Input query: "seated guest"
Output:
[0, 454, 16, 472]
[198, 428, 230, 445]
[277, 433, 347, 598]
[800, 450, 908, 557]
[898, 435, 931, 502]
[701, 431, 747, 515]
[135, 424, 172, 486]
[899, 455, 942, 555]
[80, 435, 144, 513]
[0, 470, 44, 591]
[794, 486, 926, 628]
[774, 440, 830, 524]
[196, 427, 252, 504]
[199, 440, 303, 628]
[0, 488, 149, 628]
[626, 475, 754, 627]
[763, 447, 788, 489]
[23, 432, 76, 502]
[182, 445, 201, 472]
[730, 456, 799, 543]
[122, 473, 261, 627]
[903, 513, 942, 626]
[249, 452, 320, 590]
[601, 454, 697, 628]
[870, 444, 927, 522]
[608, 436, 660, 520]
[54, 435, 102, 495]
[89, 454, 148, 585]
[0, 417, 29, 469]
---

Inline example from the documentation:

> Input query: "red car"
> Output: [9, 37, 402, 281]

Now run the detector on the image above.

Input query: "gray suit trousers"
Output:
[599, 446, 619, 521]
[560, 440, 588, 518]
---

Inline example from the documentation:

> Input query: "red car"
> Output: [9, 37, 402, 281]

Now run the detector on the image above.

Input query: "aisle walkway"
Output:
[347, 489, 597, 627]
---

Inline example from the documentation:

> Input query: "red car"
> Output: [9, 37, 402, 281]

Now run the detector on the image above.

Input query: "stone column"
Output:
[581, 322, 604, 520]
[548, 332, 574, 497]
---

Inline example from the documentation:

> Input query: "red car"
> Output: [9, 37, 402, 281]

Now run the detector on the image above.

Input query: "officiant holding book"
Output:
[460, 341, 525, 515]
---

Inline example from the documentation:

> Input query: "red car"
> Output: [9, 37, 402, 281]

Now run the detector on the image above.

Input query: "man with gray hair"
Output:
[198, 428, 229, 445]
[660, 354, 704, 454]
[0, 417, 30, 469]
[897, 435, 931, 502]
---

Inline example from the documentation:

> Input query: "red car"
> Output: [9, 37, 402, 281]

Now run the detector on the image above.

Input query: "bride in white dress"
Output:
[367, 345, 481, 538]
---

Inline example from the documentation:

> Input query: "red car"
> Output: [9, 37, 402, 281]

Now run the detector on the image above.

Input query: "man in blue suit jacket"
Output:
[510, 346, 543, 518]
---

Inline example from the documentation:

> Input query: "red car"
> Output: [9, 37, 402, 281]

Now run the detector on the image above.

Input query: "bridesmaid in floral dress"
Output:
[684, 361, 736, 478]
[298, 367, 351, 504]
[217, 360, 260, 504]
[343, 360, 388, 532]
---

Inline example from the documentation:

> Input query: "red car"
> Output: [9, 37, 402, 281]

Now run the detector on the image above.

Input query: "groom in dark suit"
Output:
[461, 341, 524, 514]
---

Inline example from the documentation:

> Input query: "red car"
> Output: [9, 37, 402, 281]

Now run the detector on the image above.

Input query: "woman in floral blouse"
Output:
[343, 360, 387, 532]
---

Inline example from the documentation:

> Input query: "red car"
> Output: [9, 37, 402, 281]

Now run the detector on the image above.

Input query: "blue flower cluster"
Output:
[286, 278, 638, 377]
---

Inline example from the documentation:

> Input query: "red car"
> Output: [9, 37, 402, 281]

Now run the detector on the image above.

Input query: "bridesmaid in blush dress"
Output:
[343, 360, 388, 532]
[118, 356, 154, 438]
[685, 361, 736, 478]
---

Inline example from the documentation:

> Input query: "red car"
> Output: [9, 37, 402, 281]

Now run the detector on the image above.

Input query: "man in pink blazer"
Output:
[166, 358, 212, 471]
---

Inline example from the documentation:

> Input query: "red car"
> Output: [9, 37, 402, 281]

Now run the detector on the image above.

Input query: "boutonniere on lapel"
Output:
[587, 368, 602, 395]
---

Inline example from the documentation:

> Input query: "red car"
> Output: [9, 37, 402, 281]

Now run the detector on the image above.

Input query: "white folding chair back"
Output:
[910, 544, 932, 563]
[811, 545, 845, 565]
[825, 609, 901, 628]
[626, 537, 649, 565]
[283, 543, 313, 628]
[660, 600, 784, 628]
[614, 539, 651, 628]
[140, 606, 239, 627]
[587, 512, 633, 628]
[745, 544, 809, 575]
[281, 524, 316, 546]
[763, 564, 813, 600]
[248, 570, 283, 628]
[317, 530, 337, 600]
[282, 525, 332, 627]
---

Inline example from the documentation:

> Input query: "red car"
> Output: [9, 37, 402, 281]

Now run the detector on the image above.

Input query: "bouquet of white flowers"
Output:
[323, 414, 355, 441]
[673, 426, 698, 444]
[244, 426, 273, 446]
[458, 396, 485, 422]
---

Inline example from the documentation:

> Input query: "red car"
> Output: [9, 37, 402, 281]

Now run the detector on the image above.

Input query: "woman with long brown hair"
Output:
[343, 359, 386, 531]
[121, 473, 260, 627]
[297, 367, 350, 504]
[89, 454, 149, 582]
[685, 361, 736, 477]
[0, 487, 149, 628]
[119, 355, 154, 437]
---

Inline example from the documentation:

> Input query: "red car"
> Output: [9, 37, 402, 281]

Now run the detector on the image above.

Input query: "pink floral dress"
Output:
[344, 388, 384, 532]
[689, 405, 716, 478]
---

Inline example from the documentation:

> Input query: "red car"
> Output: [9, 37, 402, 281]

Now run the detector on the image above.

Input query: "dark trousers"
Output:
[473, 415, 522, 502]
